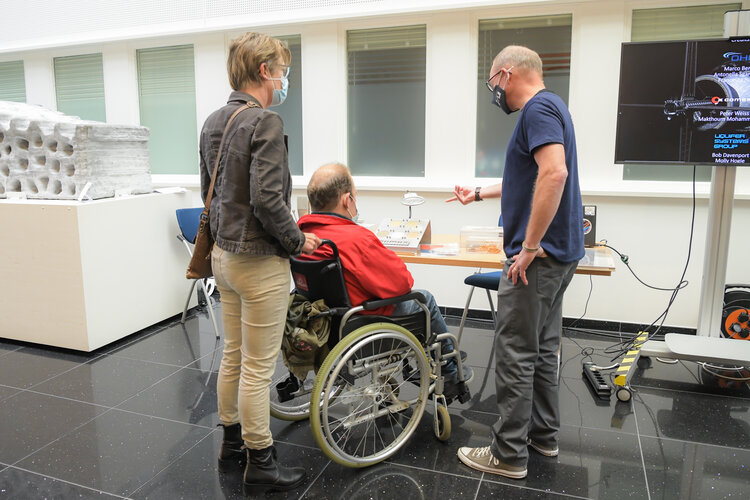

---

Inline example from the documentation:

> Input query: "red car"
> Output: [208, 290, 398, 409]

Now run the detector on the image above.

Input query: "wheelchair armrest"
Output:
[309, 307, 350, 319]
[361, 291, 427, 311]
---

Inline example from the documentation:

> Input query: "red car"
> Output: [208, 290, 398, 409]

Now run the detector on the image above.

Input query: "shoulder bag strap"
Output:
[203, 101, 260, 210]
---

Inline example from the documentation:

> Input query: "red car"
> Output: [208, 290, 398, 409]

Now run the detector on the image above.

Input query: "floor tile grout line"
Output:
[457, 406, 642, 438]
[17, 388, 117, 411]
[9, 406, 116, 469]
[107, 336, 223, 373]
[127, 428, 217, 498]
[107, 406, 216, 431]
[273, 439, 326, 452]
[382, 459, 481, 481]
[0, 346, 24, 358]
[630, 382, 750, 402]
[472, 472, 484, 500]
[111, 364, 194, 411]
[6, 464, 131, 499]
[106, 351, 218, 370]
[458, 404, 750, 454]
[394, 459, 593, 500]
[631, 401, 652, 500]
[636, 430, 750, 453]
[22, 351, 110, 391]
[476, 475, 594, 499]
[298, 459, 331, 499]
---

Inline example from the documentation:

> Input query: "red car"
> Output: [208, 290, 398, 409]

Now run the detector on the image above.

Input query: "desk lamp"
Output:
[401, 191, 424, 219]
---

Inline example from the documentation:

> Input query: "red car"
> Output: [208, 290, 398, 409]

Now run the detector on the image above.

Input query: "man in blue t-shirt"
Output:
[448, 45, 584, 479]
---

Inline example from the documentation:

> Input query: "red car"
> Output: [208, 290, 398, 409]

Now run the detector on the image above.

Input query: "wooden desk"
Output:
[396, 235, 615, 276]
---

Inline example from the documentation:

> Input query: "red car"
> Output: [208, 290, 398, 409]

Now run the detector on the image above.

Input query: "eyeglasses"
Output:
[486, 66, 513, 92]
[279, 64, 290, 78]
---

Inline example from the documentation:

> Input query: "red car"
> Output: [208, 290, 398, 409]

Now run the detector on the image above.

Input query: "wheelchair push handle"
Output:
[318, 239, 340, 259]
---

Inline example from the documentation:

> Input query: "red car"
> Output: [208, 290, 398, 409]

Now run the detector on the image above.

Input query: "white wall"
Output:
[3, 0, 750, 329]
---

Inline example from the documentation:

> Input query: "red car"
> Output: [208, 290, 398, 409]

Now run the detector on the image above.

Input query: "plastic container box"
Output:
[460, 226, 503, 254]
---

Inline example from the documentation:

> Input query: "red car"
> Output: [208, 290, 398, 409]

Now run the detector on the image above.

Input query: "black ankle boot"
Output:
[243, 445, 306, 490]
[217, 423, 245, 472]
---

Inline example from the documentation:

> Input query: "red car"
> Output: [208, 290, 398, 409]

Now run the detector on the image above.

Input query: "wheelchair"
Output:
[269, 240, 471, 467]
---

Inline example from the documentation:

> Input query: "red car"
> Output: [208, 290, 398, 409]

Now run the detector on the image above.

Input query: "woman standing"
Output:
[199, 32, 320, 491]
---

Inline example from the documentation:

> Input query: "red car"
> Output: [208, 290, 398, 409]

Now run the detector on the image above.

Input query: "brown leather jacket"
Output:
[199, 92, 304, 257]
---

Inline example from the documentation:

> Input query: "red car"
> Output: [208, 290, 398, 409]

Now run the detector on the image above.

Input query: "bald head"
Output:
[492, 45, 543, 78]
[307, 163, 354, 212]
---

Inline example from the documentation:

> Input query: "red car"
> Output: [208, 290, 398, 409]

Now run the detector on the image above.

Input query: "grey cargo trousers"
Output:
[490, 255, 577, 467]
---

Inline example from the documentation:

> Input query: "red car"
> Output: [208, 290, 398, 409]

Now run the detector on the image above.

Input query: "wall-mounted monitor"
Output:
[615, 38, 750, 166]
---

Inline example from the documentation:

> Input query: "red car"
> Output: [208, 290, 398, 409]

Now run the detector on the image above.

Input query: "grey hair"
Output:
[307, 162, 353, 212]
[492, 45, 543, 76]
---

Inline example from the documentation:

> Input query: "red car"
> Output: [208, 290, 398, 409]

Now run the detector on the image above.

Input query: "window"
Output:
[0, 60, 26, 102]
[476, 15, 572, 178]
[274, 35, 303, 176]
[347, 25, 426, 177]
[137, 45, 198, 175]
[625, 3, 740, 182]
[54, 53, 106, 122]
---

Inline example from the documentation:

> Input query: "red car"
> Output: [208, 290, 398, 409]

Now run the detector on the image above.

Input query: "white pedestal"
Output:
[0, 191, 197, 351]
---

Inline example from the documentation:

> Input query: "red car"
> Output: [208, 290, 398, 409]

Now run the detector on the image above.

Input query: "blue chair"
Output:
[456, 271, 500, 345]
[176, 207, 220, 338]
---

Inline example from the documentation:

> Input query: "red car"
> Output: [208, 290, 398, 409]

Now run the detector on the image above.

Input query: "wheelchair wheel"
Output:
[310, 323, 430, 467]
[434, 405, 451, 441]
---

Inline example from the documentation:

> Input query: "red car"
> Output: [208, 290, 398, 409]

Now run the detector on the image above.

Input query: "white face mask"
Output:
[347, 194, 363, 224]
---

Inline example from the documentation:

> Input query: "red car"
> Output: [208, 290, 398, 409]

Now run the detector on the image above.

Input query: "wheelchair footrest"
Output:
[276, 375, 300, 403]
[456, 383, 471, 404]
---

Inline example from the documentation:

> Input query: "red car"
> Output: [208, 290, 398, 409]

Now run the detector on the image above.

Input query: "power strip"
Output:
[583, 362, 611, 400]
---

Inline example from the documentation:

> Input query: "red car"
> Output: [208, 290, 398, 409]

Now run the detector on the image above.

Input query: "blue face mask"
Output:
[269, 76, 288, 106]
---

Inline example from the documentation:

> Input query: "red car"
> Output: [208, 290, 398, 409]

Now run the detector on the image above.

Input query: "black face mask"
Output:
[491, 85, 516, 115]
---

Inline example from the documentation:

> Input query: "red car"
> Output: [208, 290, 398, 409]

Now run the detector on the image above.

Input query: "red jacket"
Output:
[298, 213, 414, 315]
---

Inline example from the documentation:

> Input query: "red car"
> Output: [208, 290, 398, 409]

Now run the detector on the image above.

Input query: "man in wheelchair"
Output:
[296, 162, 473, 393]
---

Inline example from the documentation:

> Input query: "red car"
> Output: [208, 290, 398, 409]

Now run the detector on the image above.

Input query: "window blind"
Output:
[137, 45, 198, 175]
[478, 15, 572, 79]
[54, 53, 106, 121]
[348, 25, 426, 85]
[475, 15, 572, 178]
[632, 3, 741, 42]
[0, 60, 26, 103]
[347, 25, 426, 176]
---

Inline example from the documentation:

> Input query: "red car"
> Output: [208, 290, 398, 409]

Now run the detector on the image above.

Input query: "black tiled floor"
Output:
[16, 409, 211, 497]
[0, 346, 97, 389]
[118, 367, 219, 428]
[0, 339, 23, 358]
[0, 391, 107, 464]
[31, 355, 182, 407]
[0, 467, 123, 499]
[131, 432, 327, 499]
[0, 385, 20, 403]
[0, 305, 747, 499]
[640, 435, 750, 499]
[302, 462, 481, 499]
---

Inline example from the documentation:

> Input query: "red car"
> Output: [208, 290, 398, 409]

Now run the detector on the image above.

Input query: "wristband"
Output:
[474, 186, 483, 202]
[522, 243, 540, 253]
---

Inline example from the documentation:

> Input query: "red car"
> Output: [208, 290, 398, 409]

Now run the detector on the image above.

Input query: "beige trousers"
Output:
[211, 246, 290, 449]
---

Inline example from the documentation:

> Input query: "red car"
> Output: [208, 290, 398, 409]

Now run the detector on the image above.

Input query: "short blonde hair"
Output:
[493, 45, 543, 76]
[227, 32, 291, 90]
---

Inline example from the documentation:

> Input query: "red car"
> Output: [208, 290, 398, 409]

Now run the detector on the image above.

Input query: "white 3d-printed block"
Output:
[0, 101, 152, 200]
